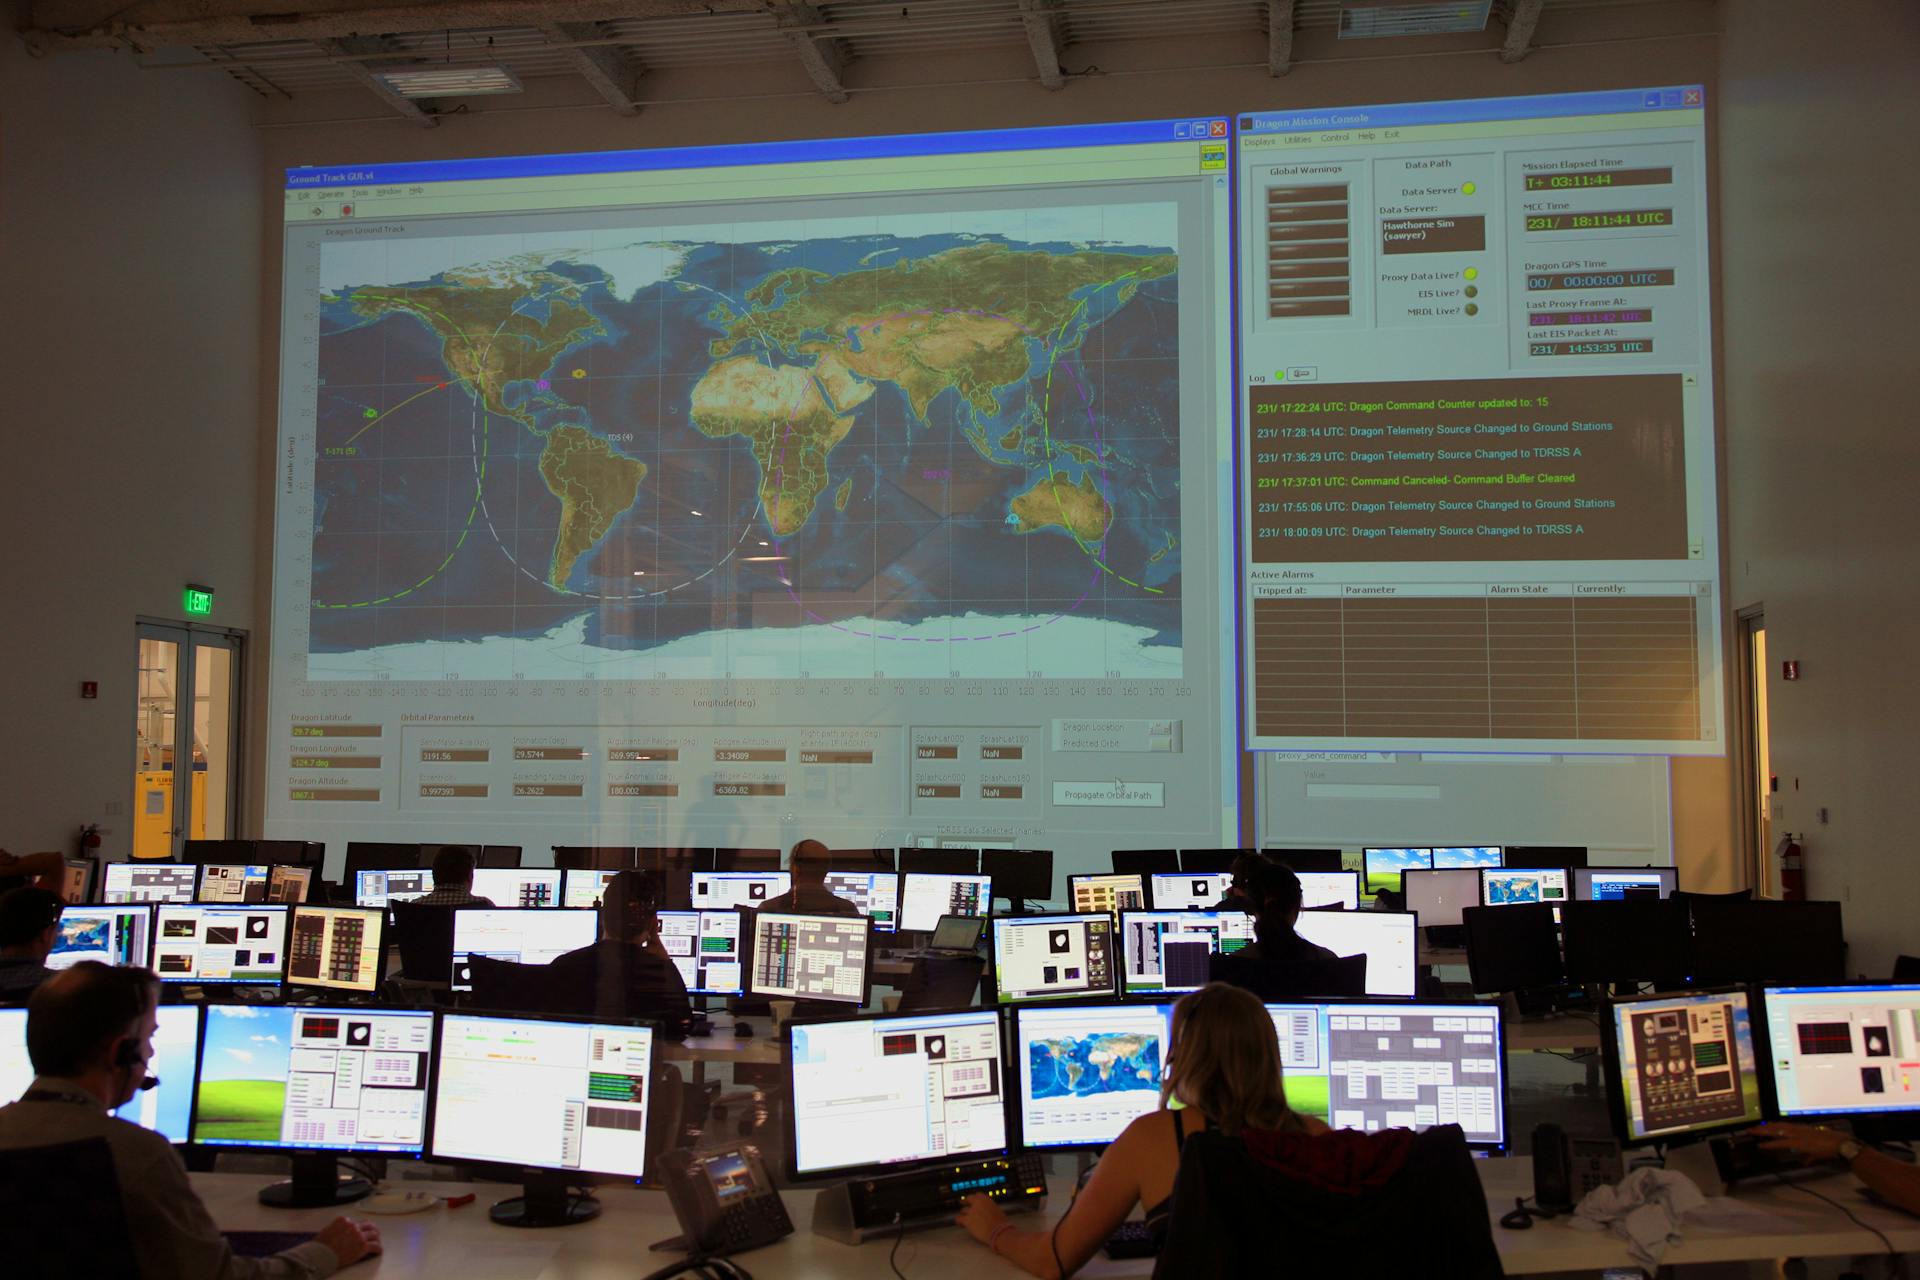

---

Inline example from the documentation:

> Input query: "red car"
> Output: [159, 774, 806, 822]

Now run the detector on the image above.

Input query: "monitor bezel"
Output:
[193, 863, 273, 904]
[1600, 986, 1764, 1148]
[1477, 865, 1571, 908]
[688, 868, 792, 911]
[1755, 981, 1920, 1124]
[1573, 865, 1680, 902]
[47, 902, 156, 971]
[818, 869, 902, 933]
[743, 909, 873, 1007]
[101, 860, 200, 904]
[1008, 998, 1174, 1154]
[1116, 909, 1256, 999]
[1145, 870, 1231, 911]
[284, 904, 389, 995]
[988, 912, 1120, 1006]
[151, 902, 292, 986]
[653, 906, 747, 996]
[896, 871, 994, 933]
[1065, 871, 1148, 914]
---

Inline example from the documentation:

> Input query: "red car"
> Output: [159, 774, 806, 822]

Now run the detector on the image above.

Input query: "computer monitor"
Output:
[1, 1004, 201, 1143]
[102, 862, 198, 904]
[1402, 869, 1483, 930]
[1011, 1001, 1171, 1150]
[1264, 1000, 1507, 1149]
[196, 864, 270, 903]
[746, 911, 870, 1006]
[820, 870, 900, 932]
[1067, 872, 1147, 916]
[1575, 866, 1679, 901]
[1119, 911, 1257, 997]
[450, 908, 597, 992]
[929, 915, 985, 951]
[1503, 845, 1588, 871]
[470, 868, 561, 908]
[181, 838, 258, 865]
[152, 904, 289, 985]
[1298, 871, 1362, 912]
[1689, 899, 1846, 986]
[255, 840, 325, 868]
[1148, 872, 1228, 911]
[1463, 904, 1563, 995]
[1361, 848, 1432, 897]
[287, 905, 387, 994]
[1434, 846, 1503, 870]
[898, 873, 992, 932]
[1293, 910, 1419, 998]
[656, 909, 745, 995]
[690, 870, 790, 910]
[637, 848, 709, 874]
[1760, 984, 1920, 1121]
[1179, 849, 1246, 875]
[353, 867, 432, 908]
[1111, 850, 1179, 877]
[1269, 848, 1345, 874]
[980, 849, 1054, 903]
[1560, 899, 1691, 986]
[1603, 988, 1763, 1147]
[896, 848, 981, 876]
[785, 1009, 1007, 1179]
[268, 865, 314, 904]
[552, 846, 638, 871]
[430, 1012, 657, 1226]
[991, 914, 1117, 1004]
[825, 848, 895, 873]
[1480, 867, 1569, 907]
[477, 845, 525, 869]
[711, 847, 781, 873]
[341, 842, 425, 882]
[48, 904, 153, 970]
[561, 867, 622, 909]
[57, 858, 94, 904]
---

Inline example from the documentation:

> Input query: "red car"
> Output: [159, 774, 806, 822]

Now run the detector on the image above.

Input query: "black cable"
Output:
[888, 1212, 909, 1280]
[1774, 1174, 1897, 1257]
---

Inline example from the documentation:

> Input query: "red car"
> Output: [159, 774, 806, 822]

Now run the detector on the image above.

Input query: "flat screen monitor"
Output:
[1011, 1001, 1170, 1150]
[1574, 866, 1679, 901]
[255, 840, 324, 867]
[825, 848, 895, 873]
[423, 843, 525, 870]
[1298, 871, 1361, 912]
[1, 1004, 201, 1142]
[1119, 911, 1257, 997]
[929, 915, 985, 951]
[1268, 849, 1345, 874]
[1761, 984, 1920, 1120]
[1503, 845, 1588, 871]
[1148, 872, 1228, 911]
[151, 904, 289, 985]
[785, 1009, 1007, 1179]
[1111, 850, 1179, 877]
[1402, 869, 1483, 930]
[1067, 873, 1147, 916]
[896, 849, 981, 876]
[1480, 867, 1569, 907]
[1689, 899, 1846, 986]
[1559, 898, 1690, 986]
[710, 848, 781, 873]
[102, 862, 198, 904]
[1178, 850, 1244, 875]
[746, 911, 870, 1005]
[991, 914, 1117, 1004]
[49, 904, 153, 970]
[470, 868, 562, 908]
[182, 839, 259, 865]
[1294, 910, 1419, 998]
[898, 873, 992, 932]
[552, 846, 637, 871]
[450, 908, 598, 991]
[690, 871, 790, 911]
[1604, 988, 1763, 1146]
[58, 859, 93, 904]
[979, 849, 1053, 903]
[342, 842, 425, 880]
[196, 864, 269, 903]
[430, 1013, 655, 1179]
[268, 866, 314, 904]
[1362, 848, 1432, 897]
[354, 867, 432, 908]
[192, 1005, 432, 1154]
[287, 905, 387, 994]
[636, 848, 708, 875]
[561, 868, 622, 909]
[820, 871, 900, 932]
[1463, 904, 1562, 995]
[1264, 1000, 1507, 1149]
[656, 909, 745, 996]
[1434, 846, 1503, 870]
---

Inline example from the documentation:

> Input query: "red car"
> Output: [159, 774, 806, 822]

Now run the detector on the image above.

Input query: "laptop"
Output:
[895, 914, 985, 959]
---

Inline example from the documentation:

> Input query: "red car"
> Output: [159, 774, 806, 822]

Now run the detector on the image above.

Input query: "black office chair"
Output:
[896, 956, 984, 1013]
[388, 901, 458, 993]
[0, 1138, 141, 1278]
[464, 955, 556, 1014]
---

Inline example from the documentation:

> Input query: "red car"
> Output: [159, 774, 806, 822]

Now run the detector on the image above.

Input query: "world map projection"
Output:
[1028, 1031, 1163, 1100]
[307, 211, 1184, 681]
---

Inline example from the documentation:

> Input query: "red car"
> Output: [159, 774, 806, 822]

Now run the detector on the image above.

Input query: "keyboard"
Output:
[223, 1230, 318, 1258]
[1103, 1220, 1159, 1260]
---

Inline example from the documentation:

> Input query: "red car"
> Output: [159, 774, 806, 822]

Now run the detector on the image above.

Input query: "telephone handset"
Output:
[652, 1144, 793, 1258]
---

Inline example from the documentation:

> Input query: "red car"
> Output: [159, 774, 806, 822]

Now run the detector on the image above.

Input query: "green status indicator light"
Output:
[183, 585, 214, 616]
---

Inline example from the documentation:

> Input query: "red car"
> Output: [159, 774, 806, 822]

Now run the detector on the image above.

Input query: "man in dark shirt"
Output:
[1209, 851, 1270, 912]
[546, 870, 692, 1032]
[0, 887, 64, 1004]
[756, 839, 860, 917]
[411, 846, 495, 908]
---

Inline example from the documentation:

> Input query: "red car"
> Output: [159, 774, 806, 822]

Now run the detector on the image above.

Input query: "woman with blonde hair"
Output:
[956, 982, 1328, 1278]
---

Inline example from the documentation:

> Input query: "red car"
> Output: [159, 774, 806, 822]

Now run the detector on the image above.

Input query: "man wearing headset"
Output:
[0, 962, 381, 1277]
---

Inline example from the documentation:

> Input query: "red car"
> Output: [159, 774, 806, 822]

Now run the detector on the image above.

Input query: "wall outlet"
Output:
[103, 800, 124, 816]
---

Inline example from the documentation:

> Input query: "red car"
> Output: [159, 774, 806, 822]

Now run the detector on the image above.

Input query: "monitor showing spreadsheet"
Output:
[821, 871, 901, 932]
[656, 909, 745, 995]
[287, 905, 386, 993]
[746, 911, 870, 1005]
[102, 862, 197, 904]
[1067, 873, 1147, 916]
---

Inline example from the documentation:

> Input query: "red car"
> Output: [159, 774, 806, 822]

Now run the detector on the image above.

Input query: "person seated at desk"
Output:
[1208, 851, 1269, 912]
[411, 845, 494, 908]
[0, 847, 64, 895]
[0, 887, 64, 1004]
[547, 869, 693, 1032]
[958, 982, 1328, 1276]
[1207, 864, 1344, 1002]
[756, 839, 859, 917]
[0, 962, 380, 1278]
[1760, 1122, 1920, 1216]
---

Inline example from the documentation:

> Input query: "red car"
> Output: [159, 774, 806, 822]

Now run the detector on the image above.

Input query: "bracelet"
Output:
[989, 1222, 1016, 1255]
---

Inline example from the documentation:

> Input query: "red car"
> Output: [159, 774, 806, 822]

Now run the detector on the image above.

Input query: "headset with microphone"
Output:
[115, 1037, 159, 1092]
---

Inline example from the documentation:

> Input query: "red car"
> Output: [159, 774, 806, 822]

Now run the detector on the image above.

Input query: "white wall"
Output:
[1718, 0, 1920, 978]
[0, 19, 263, 858]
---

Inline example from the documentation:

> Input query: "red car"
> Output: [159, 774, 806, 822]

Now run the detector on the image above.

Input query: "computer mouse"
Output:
[734, 1021, 754, 1038]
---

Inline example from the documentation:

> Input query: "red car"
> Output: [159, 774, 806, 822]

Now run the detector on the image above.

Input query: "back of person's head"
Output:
[1250, 862, 1304, 930]
[599, 869, 663, 942]
[431, 845, 476, 886]
[1161, 982, 1297, 1136]
[27, 962, 159, 1077]
[789, 839, 830, 884]
[0, 886, 64, 951]
[1228, 852, 1268, 895]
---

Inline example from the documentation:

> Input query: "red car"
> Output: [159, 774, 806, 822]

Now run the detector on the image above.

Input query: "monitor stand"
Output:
[258, 1152, 374, 1208]
[489, 1170, 601, 1228]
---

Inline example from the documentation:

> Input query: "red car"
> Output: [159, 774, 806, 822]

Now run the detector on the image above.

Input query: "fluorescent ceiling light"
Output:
[1338, 1, 1492, 39]
[374, 65, 522, 97]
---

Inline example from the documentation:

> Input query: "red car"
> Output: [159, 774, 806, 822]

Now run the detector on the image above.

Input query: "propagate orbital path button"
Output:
[1052, 781, 1166, 808]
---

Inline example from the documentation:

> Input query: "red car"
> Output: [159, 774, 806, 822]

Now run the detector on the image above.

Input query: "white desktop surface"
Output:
[191, 1157, 1920, 1277]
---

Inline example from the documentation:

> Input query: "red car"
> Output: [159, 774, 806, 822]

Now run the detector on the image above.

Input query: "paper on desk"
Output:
[445, 1242, 559, 1278]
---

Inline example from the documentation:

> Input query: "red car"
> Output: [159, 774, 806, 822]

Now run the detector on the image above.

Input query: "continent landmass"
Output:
[1011, 471, 1113, 543]
[539, 425, 648, 589]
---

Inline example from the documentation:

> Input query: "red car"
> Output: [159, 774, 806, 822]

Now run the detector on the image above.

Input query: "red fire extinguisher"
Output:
[77, 823, 103, 862]
[1776, 832, 1805, 901]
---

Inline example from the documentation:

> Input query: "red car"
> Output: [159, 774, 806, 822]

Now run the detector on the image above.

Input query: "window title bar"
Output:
[1241, 86, 1705, 134]
[285, 116, 1233, 189]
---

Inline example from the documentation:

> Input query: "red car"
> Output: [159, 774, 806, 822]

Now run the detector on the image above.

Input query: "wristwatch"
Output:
[1837, 1139, 1864, 1163]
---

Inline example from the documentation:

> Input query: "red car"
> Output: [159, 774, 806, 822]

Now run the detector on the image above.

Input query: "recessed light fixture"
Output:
[374, 65, 523, 98]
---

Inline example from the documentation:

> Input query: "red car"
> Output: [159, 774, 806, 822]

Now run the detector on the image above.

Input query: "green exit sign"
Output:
[183, 585, 214, 616]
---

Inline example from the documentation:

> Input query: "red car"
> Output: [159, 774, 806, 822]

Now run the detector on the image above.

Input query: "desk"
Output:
[192, 1158, 1920, 1278]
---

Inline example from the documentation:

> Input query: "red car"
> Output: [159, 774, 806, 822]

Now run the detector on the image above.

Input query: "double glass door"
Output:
[133, 622, 243, 860]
